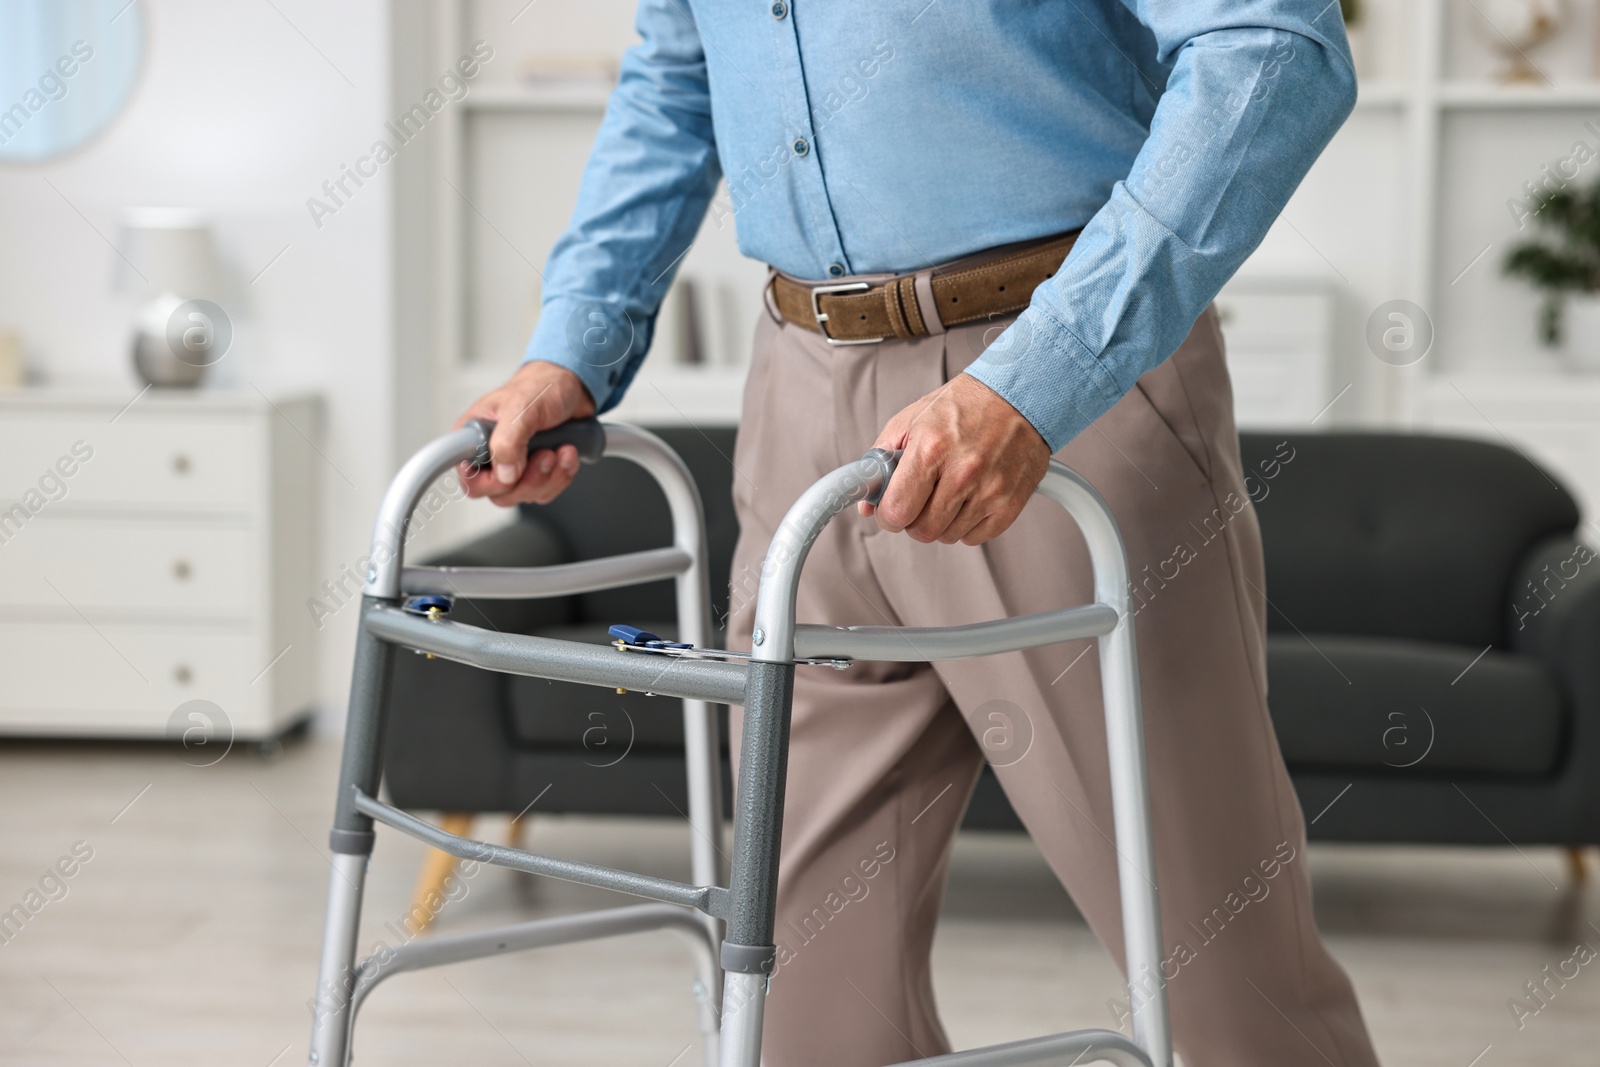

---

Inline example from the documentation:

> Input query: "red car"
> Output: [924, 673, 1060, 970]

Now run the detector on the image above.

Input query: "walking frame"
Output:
[306, 417, 1172, 1067]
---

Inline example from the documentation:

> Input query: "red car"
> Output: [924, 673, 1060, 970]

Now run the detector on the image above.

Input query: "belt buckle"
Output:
[810, 281, 882, 346]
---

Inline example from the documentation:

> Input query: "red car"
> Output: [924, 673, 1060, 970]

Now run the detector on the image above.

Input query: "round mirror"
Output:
[0, 0, 144, 164]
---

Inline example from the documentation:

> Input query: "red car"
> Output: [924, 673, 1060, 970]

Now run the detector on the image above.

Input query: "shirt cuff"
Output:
[963, 307, 1126, 454]
[521, 294, 647, 413]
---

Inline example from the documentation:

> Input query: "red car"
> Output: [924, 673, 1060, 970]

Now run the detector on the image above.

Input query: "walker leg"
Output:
[677, 551, 725, 1067]
[718, 971, 771, 1066]
[308, 601, 399, 1066]
[1098, 618, 1171, 1067]
[309, 854, 370, 1064]
[717, 661, 795, 1067]
[683, 695, 725, 1067]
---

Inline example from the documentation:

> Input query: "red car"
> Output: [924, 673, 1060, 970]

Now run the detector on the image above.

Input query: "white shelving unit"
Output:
[1437, 82, 1600, 107]
[464, 82, 615, 112]
[1317, 1, 1600, 409]
[1355, 81, 1410, 109]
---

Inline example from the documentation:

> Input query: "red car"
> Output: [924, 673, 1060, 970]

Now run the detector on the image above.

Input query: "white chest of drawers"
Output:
[0, 390, 321, 740]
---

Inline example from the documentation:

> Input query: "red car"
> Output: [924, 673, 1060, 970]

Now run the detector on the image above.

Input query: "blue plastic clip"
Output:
[404, 595, 453, 617]
[608, 624, 692, 649]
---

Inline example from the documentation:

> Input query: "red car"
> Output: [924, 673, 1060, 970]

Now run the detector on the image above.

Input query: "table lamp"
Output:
[118, 208, 225, 387]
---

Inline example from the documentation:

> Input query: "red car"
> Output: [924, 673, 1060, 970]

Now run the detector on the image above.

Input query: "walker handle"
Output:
[861, 447, 903, 506]
[466, 417, 607, 471]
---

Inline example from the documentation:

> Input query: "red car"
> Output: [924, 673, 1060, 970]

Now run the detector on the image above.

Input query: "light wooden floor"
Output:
[0, 735, 1595, 1066]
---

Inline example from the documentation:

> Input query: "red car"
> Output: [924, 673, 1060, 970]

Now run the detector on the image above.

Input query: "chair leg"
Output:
[407, 813, 475, 933]
[1566, 846, 1590, 886]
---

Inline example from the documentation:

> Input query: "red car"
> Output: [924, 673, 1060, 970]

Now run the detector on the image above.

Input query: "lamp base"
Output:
[130, 293, 212, 388]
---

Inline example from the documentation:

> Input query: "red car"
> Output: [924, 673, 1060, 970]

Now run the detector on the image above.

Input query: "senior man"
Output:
[457, 2, 1379, 1064]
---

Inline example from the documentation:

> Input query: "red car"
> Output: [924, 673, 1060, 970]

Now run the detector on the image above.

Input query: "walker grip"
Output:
[467, 417, 607, 470]
[861, 447, 902, 507]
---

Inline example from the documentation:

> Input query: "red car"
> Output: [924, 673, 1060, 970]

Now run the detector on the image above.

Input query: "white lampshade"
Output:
[118, 207, 217, 297]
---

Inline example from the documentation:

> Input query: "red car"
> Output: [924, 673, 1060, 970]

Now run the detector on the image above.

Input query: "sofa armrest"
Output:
[421, 514, 577, 634]
[1509, 536, 1600, 794]
[1508, 536, 1600, 662]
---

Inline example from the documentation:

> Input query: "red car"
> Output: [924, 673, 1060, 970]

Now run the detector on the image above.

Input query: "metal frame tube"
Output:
[347, 903, 718, 1020]
[320, 420, 728, 1067]
[308, 609, 398, 1067]
[363, 603, 748, 705]
[353, 790, 726, 914]
[364, 427, 483, 600]
[717, 971, 770, 1067]
[731, 456, 1170, 1067]
[402, 546, 691, 599]
[1034, 467, 1169, 1067]
[713, 658, 794, 1067]
[358, 422, 723, 903]
[749, 452, 895, 664]
[327, 608, 400, 848]
[886, 1029, 1151, 1067]
[792, 603, 1116, 662]
[721, 662, 793, 952]
[307, 853, 369, 1067]
[604, 427, 727, 1028]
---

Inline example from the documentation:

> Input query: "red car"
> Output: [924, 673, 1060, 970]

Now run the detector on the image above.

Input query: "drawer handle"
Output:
[174, 664, 193, 685]
[172, 559, 192, 581]
[172, 454, 191, 475]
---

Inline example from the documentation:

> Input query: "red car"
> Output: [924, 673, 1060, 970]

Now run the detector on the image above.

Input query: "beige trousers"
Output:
[725, 295, 1380, 1067]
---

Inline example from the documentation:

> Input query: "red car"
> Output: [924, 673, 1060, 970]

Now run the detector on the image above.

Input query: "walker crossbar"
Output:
[307, 419, 1171, 1067]
[792, 602, 1118, 661]
[346, 904, 719, 1034]
[364, 601, 750, 704]
[887, 1029, 1152, 1067]
[352, 788, 729, 916]
[401, 544, 692, 599]
[373, 586, 1118, 675]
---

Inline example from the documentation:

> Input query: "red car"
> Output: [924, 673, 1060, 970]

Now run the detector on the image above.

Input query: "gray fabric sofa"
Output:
[1244, 432, 1600, 844]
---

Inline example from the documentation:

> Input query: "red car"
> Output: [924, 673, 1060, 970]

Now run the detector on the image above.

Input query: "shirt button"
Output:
[770, 1, 787, 18]
[793, 137, 810, 157]
[827, 263, 845, 277]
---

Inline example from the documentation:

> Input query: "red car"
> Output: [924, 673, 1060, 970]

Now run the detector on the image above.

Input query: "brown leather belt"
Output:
[768, 230, 1079, 345]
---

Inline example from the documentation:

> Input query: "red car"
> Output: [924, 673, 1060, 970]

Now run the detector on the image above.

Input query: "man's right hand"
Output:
[455, 361, 597, 507]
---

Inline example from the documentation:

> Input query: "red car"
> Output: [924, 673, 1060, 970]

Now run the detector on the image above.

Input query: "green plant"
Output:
[1503, 182, 1600, 345]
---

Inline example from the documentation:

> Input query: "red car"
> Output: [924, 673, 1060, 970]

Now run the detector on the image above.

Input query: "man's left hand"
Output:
[860, 373, 1052, 546]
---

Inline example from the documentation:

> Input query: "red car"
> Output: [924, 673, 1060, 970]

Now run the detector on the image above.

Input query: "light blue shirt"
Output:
[525, 0, 1355, 452]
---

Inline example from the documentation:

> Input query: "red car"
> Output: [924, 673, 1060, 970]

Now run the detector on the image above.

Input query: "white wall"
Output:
[0, 0, 394, 727]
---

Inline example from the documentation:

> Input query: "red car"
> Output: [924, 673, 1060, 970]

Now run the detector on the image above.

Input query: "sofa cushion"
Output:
[1240, 433, 1578, 648]
[1266, 634, 1565, 776]
[506, 622, 699, 750]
